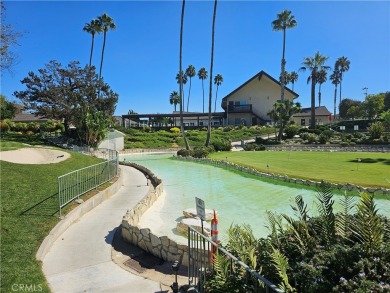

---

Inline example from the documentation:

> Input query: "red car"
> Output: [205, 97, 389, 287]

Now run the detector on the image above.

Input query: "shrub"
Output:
[223, 125, 234, 132]
[300, 132, 317, 143]
[27, 122, 40, 133]
[368, 122, 384, 139]
[177, 149, 193, 157]
[210, 139, 231, 151]
[0, 121, 10, 133]
[284, 125, 299, 139]
[192, 146, 214, 158]
[244, 143, 265, 151]
[170, 127, 180, 134]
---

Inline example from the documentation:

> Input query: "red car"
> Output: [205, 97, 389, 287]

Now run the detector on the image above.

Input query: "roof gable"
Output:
[222, 70, 299, 102]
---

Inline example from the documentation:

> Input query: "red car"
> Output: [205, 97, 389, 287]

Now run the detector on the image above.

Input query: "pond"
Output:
[121, 153, 390, 244]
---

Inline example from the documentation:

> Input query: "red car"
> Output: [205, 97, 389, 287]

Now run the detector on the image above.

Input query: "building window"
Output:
[301, 119, 305, 126]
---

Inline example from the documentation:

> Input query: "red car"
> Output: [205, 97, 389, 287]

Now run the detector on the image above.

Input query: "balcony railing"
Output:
[228, 104, 252, 113]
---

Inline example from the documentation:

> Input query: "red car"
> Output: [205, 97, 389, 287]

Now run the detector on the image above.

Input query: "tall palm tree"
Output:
[97, 13, 116, 79]
[289, 71, 299, 91]
[214, 74, 223, 112]
[176, 71, 187, 111]
[330, 69, 341, 118]
[178, 0, 189, 150]
[206, 0, 218, 147]
[198, 67, 208, 113]
[169, 91, 180, 111]
[83, 19, 102, 67]
[335, 56, 350, 105]
[300, 51, 330, 129]
[272, 10, 297, 102]
[316, 69, 328, 107]
[185, 65, 196, 112]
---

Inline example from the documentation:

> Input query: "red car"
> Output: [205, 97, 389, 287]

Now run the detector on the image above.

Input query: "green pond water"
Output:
[122, 153, 390, 242]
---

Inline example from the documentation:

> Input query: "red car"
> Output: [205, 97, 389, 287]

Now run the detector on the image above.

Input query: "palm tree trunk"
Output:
[187, 78, 191, 112]
[310, 72, 316, 129]
[214, 86, 219, 113]
[318, 84, 322, 107]
[206, 0, 217, 147]
[334, 85, 338, 119]
[339, 73, 343, 106]
[281, 28, 286, 101]
[202, 80, 205, 113]
[99, 31, 106, 79]
[179, 0, 189, 150]
[89, 34, 95, 67]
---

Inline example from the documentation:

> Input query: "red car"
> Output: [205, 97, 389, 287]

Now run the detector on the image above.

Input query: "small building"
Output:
[98, 129, 125, 151]
[12, 113, 49, 123]
[292, 106, 332, 126]
[221, 70, 299, 126]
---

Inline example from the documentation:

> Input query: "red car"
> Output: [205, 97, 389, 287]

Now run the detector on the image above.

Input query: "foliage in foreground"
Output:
[205, 183, 390, 292]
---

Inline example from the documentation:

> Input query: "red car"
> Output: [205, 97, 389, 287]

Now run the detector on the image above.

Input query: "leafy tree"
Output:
[384, 91, 390, 111]
[316, 69, 327, 107]
[267, 100, 301, 140]
[347, 105, 364, 120]
[83, 110, 109, 146]
[14, 60, 118, 145]
[362, 93, 385, 121]
[0, 2, 24, 73]
[206, 0, 218, 147]
[185, 64, 196, 112]
[169, 91, 180, 111]
[272, 10, 297, 102]
[300, 51, 330, 129]
[97, 13, 116, 79]
[339, 98, 362, 119]
[0, 94, 17, 120]
[329, 69, 341, 117]
[198, 67, 208, 113]
[178, 0, 189, 150]
[335, 56, 351, 105]
[380, 110, 390, 131]
[83, 19, 102, 67]
[213, 73, 223, 112]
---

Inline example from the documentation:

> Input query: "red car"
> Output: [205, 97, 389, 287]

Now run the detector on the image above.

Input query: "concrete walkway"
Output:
[42, 166, 162, 293]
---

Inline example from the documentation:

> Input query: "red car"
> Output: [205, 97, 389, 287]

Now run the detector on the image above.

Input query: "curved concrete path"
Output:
[42, 166, 162, 293]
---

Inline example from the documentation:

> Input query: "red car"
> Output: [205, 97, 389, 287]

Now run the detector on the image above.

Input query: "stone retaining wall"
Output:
[120, 162, 189, 266]
[173, 156, 390, 196]
[264, 144, 390, 153]
[120, 148, 178, 154]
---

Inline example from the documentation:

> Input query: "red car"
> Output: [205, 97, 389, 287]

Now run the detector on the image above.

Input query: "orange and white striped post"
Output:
[211, 209, 219, 254]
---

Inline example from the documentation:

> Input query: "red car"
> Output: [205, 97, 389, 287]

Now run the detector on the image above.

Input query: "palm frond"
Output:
[336, 191, 355, 239]
[291, 195, 308, 223]
[271, 247, 295, 292]
[315, 181, 336, 246]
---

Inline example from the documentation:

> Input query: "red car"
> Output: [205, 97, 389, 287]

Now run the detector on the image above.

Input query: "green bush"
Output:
[176, 149, 193, 157]
[368, 121, 384, 139]
[284, 125, 299, 139]
[244, 143, 265, 151]
[210, 139, 231, 151]
[0, 121, 10, 133]
[170, 127, 180, 134]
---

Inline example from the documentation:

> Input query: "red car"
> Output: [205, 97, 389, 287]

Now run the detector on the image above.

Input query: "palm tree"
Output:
[206, 0, 218, 147]
[169, 91, 180, 111]
[213, 74, 223, 112]
[176, 71, 187, 111]
[330, 69, 341, 118]
[178, 0, 189, 150]
[97, 13, 116, 79]
[316, 69, 328, 107]
[198, 67, 208, 113]
[83, 19, 102, 67]
[272, 10, 297, 102]
[335, 56, 350, 105]
[300, 51, 330, 129]
[185, 65, 196, 112]
[289, 71, 299, 91]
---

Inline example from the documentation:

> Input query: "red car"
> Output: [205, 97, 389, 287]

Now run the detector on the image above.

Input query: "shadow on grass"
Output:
[349, 158, 390, 164]
[20, 193, 59, 217]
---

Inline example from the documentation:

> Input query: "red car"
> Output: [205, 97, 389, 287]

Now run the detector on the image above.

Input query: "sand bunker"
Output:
[0, 147, 70, 164]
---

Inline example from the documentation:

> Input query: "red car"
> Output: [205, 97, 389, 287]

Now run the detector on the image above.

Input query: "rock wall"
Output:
[120, 162, 189, 266]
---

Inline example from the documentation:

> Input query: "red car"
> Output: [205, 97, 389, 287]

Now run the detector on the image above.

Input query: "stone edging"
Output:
[36, 171, 123, 261]
[120, 162, 189, 266]
[173, 156, 390, 196]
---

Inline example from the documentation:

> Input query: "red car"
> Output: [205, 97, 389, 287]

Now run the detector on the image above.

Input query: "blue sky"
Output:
[2, 1, 389, 116]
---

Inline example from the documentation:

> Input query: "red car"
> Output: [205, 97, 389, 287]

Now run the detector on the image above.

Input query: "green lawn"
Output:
[209, 151, 390, 188]
[0, 138, 104, 292]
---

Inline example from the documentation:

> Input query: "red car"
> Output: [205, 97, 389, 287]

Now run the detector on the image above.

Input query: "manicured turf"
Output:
[209, 151, 390, 188]
[0, 143, 104, 292]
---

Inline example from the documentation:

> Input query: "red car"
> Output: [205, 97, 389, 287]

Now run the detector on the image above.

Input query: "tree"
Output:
[169, 91, 180, 111]
[213, 74, 223, 112]
[198, 67, 208, 113]
[14, 60, 118, 144]
[384, 91, 390, 112]
[97, 13, 116, 79]
[206, 0, 218, 147]
[335, 56, 350, 105]
[339, 98, 362, 119]
[176, 71, 187, 111]
[300, 51, 330, 129]
[178, 0, 189, 150]
[1, 2, 24, 74]
[267, 100, 301, 140]
[316, 69, 327, 107]
[362, 93, 385, 121]
[329, 69, 341, 118]
[83, 19, 102, 67]
[185, 65, 196, 112]
[380, 110, 390, 131]
[272, 10, 297, 102]
[0, 94, 17, 120]
[289, 71, 299, 91]
[347, 105, 364, 120]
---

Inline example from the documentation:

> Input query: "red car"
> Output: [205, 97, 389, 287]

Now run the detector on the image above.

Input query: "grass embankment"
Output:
[0, 136, 104, 292]
[210, 151, 390, 188]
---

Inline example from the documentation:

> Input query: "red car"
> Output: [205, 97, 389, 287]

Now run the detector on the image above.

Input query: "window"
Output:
[301, 119, 305, 126]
